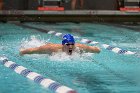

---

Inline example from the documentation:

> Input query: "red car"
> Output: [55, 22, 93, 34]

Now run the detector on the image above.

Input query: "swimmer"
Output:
[20, 34, 100, 55]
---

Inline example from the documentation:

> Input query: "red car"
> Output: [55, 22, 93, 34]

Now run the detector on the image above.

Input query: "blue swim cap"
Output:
[62, 34, 75, 45]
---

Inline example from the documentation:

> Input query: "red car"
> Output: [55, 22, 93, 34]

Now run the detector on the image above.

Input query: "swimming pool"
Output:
[0, 22, 140, 93]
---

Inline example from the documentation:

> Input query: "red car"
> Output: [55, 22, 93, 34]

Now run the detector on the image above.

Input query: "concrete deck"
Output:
[0, 10, 140, 22]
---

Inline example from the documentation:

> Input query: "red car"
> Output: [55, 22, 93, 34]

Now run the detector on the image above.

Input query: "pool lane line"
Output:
[15, 23, 137, 56]
[0, 32, 136, 88]
[0, 56, 77, 93]
[47, 31, 137, 55]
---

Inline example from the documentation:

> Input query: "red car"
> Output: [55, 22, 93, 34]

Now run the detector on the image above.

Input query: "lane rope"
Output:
[0, 56, 76, 93]
[47, 30, 137, 55]
[15, 23, 137, 56]
[0, 35, 74, 92]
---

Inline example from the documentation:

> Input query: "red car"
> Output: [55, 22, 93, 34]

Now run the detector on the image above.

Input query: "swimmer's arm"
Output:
[20, 47, 41, 55]
[76, 44, 100, 53]
[20, 44, 51, 55]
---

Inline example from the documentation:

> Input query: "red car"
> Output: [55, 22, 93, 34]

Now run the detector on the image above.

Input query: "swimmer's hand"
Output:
[19, 49, 24, 56]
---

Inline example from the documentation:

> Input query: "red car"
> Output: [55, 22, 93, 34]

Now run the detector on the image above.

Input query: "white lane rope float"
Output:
[47, 30, 137, 56]
[14, 23, 137, 56]
[0, 56, 76, 93]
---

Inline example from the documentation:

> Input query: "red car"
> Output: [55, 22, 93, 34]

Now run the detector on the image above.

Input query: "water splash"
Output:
[49, 51, 94, 62]
[20, 35, 47, 49]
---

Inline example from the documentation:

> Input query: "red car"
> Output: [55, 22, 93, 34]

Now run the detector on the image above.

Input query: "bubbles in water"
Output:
[0, 46, 3, 50]
[20, 35, 47, 49]
[49, 51, 94, 62]
[26, 54, 49, 61]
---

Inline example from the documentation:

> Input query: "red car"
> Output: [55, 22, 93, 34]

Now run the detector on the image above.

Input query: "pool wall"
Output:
[0, 10, 140, 22]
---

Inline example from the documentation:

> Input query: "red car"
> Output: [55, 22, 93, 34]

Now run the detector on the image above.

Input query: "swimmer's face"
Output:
[63, 43, 75, 55]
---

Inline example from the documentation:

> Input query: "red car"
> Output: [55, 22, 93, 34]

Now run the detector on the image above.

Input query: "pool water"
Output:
[0, 22, 140, 93]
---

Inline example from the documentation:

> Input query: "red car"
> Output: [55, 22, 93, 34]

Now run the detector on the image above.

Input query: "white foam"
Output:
[49, 48, 93, 62]
[49, 51, 71, 62]
[20, 35, 46, 49]
[0, 56, 7, 61]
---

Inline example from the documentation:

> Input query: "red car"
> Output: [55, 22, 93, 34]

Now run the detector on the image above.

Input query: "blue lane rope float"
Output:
[47, 31, 137, 55]
[14, 23, 137, 55]
[0, 56, 77, 93]
[102, 44, 136, 55]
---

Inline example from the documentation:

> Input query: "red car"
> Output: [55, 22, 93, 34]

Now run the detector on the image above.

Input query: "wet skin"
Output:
[20, 43, 100, 55]
[62, 43, 75, 55]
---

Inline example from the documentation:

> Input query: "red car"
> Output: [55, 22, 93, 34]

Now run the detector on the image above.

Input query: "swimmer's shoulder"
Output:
[43, 43, 61, 46]
[75, 43, 85, 47]
[38, 43, 62, 49]
[45, 43, 62, 48]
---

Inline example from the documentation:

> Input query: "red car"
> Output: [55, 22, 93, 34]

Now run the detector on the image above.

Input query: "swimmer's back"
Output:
[38, 43, 63, 52]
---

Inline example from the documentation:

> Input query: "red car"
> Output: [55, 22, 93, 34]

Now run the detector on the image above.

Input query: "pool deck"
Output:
[0, 10, 140, 22]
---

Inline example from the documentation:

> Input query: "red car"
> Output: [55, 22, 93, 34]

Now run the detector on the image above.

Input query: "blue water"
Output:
[0, 22, 140, 93]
